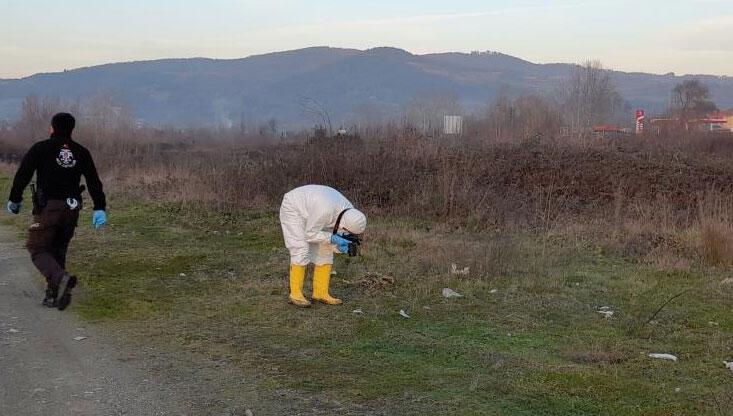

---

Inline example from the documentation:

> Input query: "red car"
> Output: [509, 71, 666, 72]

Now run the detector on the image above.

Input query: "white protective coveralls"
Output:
[279, 185, 367, 266]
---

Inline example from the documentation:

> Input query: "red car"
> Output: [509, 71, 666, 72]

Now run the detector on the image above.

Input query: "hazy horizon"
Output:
[2, 45, 732, 81]
[2, 0, 732, 79]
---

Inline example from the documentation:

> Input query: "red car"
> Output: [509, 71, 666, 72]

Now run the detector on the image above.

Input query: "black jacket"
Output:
[8, 134, 106, 211]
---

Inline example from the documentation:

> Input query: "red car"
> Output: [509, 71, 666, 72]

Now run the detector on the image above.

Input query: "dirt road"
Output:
[0, 223, 187, 415]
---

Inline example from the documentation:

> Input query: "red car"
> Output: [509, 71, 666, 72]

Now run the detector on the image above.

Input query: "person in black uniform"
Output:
[5, 113, 107, 310]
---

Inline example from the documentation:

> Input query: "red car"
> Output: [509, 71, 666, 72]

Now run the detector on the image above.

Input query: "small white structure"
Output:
[443, 115, 463, 135]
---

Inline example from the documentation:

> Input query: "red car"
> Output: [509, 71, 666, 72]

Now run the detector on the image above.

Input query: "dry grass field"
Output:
[2, 128, 733, 414]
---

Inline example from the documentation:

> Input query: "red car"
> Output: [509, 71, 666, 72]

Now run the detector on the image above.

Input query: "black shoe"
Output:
[56, 274, 77, 311]
[42, 285, 58, 308]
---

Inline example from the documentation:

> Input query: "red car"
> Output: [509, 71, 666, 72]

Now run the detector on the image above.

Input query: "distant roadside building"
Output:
[710, 110, 733, 132]
[649, 110, 732, 134]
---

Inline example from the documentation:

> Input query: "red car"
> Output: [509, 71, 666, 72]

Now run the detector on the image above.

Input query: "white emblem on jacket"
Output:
[56, 147, 77, 168]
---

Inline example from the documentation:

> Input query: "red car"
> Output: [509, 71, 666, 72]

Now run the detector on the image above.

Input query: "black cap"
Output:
[51, 113, 76, 137]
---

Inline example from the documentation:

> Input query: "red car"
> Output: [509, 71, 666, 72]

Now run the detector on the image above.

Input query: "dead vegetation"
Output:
[3, 113, 733, 414]
[4, 118, 733, 269]
[351, 273, 396, 290]
[562, 346, 630, 366]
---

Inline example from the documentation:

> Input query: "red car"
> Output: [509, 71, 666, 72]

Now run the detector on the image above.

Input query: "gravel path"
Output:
[0, 223, 187, 415]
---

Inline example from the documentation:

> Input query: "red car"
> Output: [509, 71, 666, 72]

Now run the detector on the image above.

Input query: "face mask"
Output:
[333, 209, 362, 257]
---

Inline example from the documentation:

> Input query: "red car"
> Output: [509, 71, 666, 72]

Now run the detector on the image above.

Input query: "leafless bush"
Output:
[5, 96, 733, 268]
[696, 192, 733, 266]
[473, 95, 564, 142]
[71, 131, 733, 236]
[699, 223, 733, 266]
[559, 60, 625, 134]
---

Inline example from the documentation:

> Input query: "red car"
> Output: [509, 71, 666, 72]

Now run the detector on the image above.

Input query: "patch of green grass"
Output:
[1, 174, 731, 414]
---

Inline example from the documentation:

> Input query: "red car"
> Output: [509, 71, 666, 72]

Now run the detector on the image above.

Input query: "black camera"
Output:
[340, 233, 362, 257]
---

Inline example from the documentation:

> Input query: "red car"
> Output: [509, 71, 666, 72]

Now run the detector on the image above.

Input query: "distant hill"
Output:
[1, 47, 731, 128]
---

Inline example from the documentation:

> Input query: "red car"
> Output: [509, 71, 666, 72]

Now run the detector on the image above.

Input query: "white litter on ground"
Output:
[73, 336, 88, 341]
[724, 361, 733, 374]
[597, 306, 614, 318]
[649, 353, 678, 362]
[489, 289, 498, 294]
[352, 309, 364, 315]
[442, 288, 463, 298]
[8, 328, 20, 333]
[399, 310, 411, 319]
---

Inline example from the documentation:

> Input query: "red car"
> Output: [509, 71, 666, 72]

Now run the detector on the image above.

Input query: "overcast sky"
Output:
[1, 0, 731, 78]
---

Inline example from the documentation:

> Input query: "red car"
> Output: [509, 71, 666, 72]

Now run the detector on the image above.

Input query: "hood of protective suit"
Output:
[341, 208, 367, 234]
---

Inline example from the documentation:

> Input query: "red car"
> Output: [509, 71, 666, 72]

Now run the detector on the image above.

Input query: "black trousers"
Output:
[26, 200, 79, 286]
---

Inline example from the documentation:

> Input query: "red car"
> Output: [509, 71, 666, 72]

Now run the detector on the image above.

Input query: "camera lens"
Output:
[348, 242, 358, 257]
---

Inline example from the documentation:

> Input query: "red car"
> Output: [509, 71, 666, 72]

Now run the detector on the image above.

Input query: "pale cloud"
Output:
[669, 15, 733, 52]
[212, 2, 592, 60]
[263, 2, 588, 31]
[1, 1, 732, 78]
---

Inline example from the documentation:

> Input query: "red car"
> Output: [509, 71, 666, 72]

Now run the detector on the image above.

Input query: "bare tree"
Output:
[560, 60, 620, 134]
[486, 95, 514, 140]
[297, 96, 332, 136]
[348, 102, 386, 136]
[83, 93, 134, 135]
[16, 95, 69, 139]
[670, 79, 717, 122]
[257, 118, 278, 137]
[485, 95, 563, 141]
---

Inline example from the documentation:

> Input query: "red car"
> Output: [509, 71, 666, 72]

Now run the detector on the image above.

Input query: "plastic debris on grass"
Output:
[724, 361, 733, 374]
[442, 288, 463, 298]
[649, 353, 678, 362]
[597, 306, 614, 318]
[399, 310, 411, 319]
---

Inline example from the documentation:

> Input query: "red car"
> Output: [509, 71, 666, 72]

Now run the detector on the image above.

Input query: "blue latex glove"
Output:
[330, 234, 351, 254]
[92, 210, 107, 229]
[6, 201, 21, 215]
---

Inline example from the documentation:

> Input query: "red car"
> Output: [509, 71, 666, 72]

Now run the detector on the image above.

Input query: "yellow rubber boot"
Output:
[312, 264, 342, 305]
[288, 264, 311, 307]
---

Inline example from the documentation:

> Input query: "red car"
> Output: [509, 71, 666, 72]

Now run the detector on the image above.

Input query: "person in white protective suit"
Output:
[279, 185, 367, 307]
